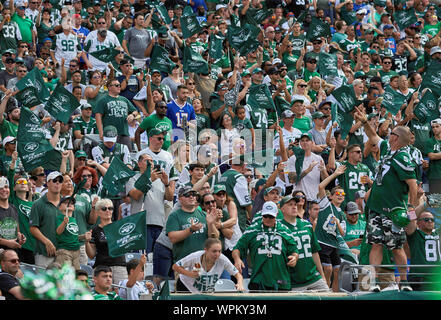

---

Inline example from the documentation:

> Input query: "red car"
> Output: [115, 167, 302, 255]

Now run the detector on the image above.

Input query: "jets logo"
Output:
[24, 142, 39, 152]
[19, 204, 31, 218]
[119, 222, 136, 235]
[384, 92, 394, 102]
[67, 222, 79, 235]
[426, 100, 436, 110]
[188, 217, 200, 224]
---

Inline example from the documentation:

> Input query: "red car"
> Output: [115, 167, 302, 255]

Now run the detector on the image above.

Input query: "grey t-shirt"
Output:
[308, 127, 327, 146]
[123, 27, 151, 60]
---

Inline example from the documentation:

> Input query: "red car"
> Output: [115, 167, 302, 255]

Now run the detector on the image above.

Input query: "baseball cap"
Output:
[368, 49, 378, 55]
[252, 67, 263, 74]
[367, 112, 379, 121]
[151, 69, 161, 75]
[280, 195, 295, 207]
[267, 67, 279, 75]
[430, 46, 441, 56]
[346, 201, 361, 214]
[312, 111, 325, 119]
[103, 125, 118, 143]
[241, 69, 251, 77]
[305, 56, 317, 63]
[47, 171, 62, 183]
[356, 8, 367, 15]
[2, 136, 16, 145]
[177, 185, 194, 197]
[300, 132, 312, 140]
[213, 184, 226, 194]
[282, 110, 295, 118]
[431, 118, 441, 126]
[261, 201, 279, 217]
[148, 128, 165, 137]
[272, 58, 282, 65]
[0, 176, 9, 188]
[75, 150, 87, 158]
[59, 196, 76, 206]
[383, 24, 394, 30]
[354, 71, 367, 79]
[264, 186, 283, 196]
[81, 102, 92, 110]
[274, 26, 282, 32]
[291, 98, 304, 105]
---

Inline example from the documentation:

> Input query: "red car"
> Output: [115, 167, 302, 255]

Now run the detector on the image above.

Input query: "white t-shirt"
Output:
[175, 250, 239, 293]
[118, 279, 151, 300]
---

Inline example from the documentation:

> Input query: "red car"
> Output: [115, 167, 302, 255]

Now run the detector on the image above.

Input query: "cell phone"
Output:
[154, 164, 161, 171]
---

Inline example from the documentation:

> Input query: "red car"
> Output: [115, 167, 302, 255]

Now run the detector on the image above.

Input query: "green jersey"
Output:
[73, 194, 94, 245]
[409, 120, 431, 155]
[426, 137, 441, 180]
[289, 34, 306, 57]
[335, 160, 372, 207]
[282, 53, 299, 73]
[343, 219, 366, 251]
[220, 169, 252, 233]
[378, 69, 398, 87]
[165, 207, 210, 262]
[0, 19, 20, 51]
[316, 196, 346, 248]
[139, 114, 173, 150]
[407, 229, 441, 279]
[338, 38, 359, 59]
[234, 219, 298, 290]
[73, 116, 98, 136]
[293, 116, 312, 134]
[366, 139, 416, 218]
[281, 218, 323, 288]
[0, 119, 18, 138]
[92, 290, 122, 300]
[95, 94, 137, 136]
[55, 214, 80, 251]
[91, 142, 130, 166]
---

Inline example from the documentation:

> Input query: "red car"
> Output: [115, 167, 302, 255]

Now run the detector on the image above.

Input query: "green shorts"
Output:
[366, 210, 406, 250]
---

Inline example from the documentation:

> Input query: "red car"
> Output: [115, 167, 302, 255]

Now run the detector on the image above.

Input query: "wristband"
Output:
[408, 210, 417, 221]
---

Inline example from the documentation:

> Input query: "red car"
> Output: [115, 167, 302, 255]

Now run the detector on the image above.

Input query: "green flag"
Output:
[209, 35, 224, 60]
[337, 234, 359, 264]
[227, 24, 261, 55]
[414, 89, 439, 124]
[153, 278, 171, 300]
[134, 162, 152, 194]
[15, 87, 41, 108]
[247, 84, 276, 111]
[292, 146, 305, 180]
[393, 8, 417, 30]
[274, 95, 291, 115]
[17, 107, 54, 171]
[155, 3, 171, 24]
[103, 211, 147, 257]
[45, 82, 80, 123]
[306, 17, 331, 41]
[318, 52, 338, 77]
[329, 85, 359, 139]
[381, 85, 406, 115]
[180, 14, 202, 39]
[16, 67, 50, 102]
[244, 6, 273, 26]
[89, 47, 121, 63]
[149, 44, 176, 74]
[183, 45, 209, 74]
[182, 5, 194, 17]
[102, 157, 136, 196]
[420, 60, 441, 98]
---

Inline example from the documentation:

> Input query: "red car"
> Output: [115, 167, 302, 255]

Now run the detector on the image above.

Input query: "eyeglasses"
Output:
[262, 215, 275, 219]
[335, 191, 346, 196]
[81, 174, 93, 179]
[98, 21, 106, 24]
[20, 45, 28, 48]
[383, 61, 392, 64]
[390, 132, 399, 137]
[6, 258, 20, 263]
[419, 217, 435, 222]
[183, 192, 198, 198]
[16, 179, 28, 185]
[101, 206, 114, 211]
[156, 136, 164, 141]
[52, 177, 64, 184]
[110, 83, 120, 87]
[204, 200, 216, 205]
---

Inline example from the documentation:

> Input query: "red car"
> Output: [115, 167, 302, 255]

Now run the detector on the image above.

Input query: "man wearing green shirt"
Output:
[92, 266, 123, 300]
[426, 118, 441, 194]
[0, 90, 19, 139]
[11, 5, 34, 46]
[291, 99, 312, 134]
[343, 201, 366, 257]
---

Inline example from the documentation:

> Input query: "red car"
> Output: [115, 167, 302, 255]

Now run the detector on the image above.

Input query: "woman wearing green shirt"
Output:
[84, 70, 107, 113]
[278, 37, 299, 73]
[36, 9, 54, 45]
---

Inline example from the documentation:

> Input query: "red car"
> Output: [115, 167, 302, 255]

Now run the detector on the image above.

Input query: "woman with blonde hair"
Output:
[185, 78, 202, 102]
[292, 79, 312, 114]
[306, 76, 331, 111]
[169, 139, 192, 175]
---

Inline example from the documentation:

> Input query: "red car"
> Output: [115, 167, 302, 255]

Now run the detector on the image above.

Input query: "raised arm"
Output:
[317, 164, 346, 199]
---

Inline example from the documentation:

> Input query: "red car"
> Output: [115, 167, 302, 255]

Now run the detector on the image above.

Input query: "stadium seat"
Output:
[338, 261, 359, 292]
[168, 280, 176, 293]
[214, 279, 237, 292]
[80, 264, 94, 277]
[145, 262, 153, 277]
[243, 278, 251, 292]
[125, 252, 142, 262]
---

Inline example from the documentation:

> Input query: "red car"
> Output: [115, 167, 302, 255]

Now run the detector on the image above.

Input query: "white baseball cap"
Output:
[430, 46, 441, 56]
[46, 171, 62, 182]
[2, 136, 16, 145]
[261, 201, 278, 218]
[0, 176, 9, 188]
[431, 118, 441, 126]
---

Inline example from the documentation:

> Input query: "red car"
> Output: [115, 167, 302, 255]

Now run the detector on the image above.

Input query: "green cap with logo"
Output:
[213, 184, 226, 194]
[75, 150, 87, 158]
[280, 195, 295, 207]
[103, 125, 118, 143]
[148, 128, 165, 137]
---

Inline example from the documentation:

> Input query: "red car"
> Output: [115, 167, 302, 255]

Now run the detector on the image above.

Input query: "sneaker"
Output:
[399, 282, 413, 292]
[369, 284, 381, 292]
[382, 283, 399, 291]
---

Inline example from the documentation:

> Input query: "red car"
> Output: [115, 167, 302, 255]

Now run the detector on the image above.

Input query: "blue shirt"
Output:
[166, 100, 196, 141]
[385, 37, 397, 54]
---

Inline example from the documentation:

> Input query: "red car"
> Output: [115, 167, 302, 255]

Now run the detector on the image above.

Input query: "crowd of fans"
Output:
[0, 0, 441, 300]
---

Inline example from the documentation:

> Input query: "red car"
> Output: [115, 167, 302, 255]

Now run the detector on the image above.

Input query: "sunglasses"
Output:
[110, 83, 121, 87]
[36, 173, 45, 177]
[204, 200, 216, 205]
[78, 157, 86, 161]
[352, 150, 362, 154]
[20, 45, 28, 48]
[98, 21, 107, 24]
[52, 177, 64, 184]
[101, 206, 114, 211]
[81, 174, 93, 179]
[335, 191, 346, 196]
[244, 175, 253, 178]
[156, 136, 164, 141]
[16, 179, 28, 185]
[262, 215, 275, 219]
[419, 217, 435, 222]
[7, 258, 20, 263]
[298, 84, 307, 87]
[294, 195, 306, 200]
[70, 64, 78, 67]
[383, 61, 392, 64]
[187, 82, 195, 85]
[183, 192, 198, 198]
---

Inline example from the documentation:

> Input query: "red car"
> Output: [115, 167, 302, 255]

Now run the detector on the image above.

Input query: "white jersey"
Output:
[53, 32, 80, 67]
[175, 250, 239, 293]
[84, 30, 121, 71]
[138, 147, 178, 181]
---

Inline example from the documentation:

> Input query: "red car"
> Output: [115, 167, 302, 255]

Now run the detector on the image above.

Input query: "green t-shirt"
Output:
[423, 22, 441, 38]
[95, 94, 137, 136]
[378, 69, 399, 87]
[139, 113, 173, 150]
[195, 113, 211, 135]
[11, 13, 33, 43]
[335, 161, 372, 207]
[410, 120, 431, 155]
[73, 194, 94, 245]
[293, 116, 312, 134]
[281, 218, 323, 288]
[165, 207, 210, 262]
[426, 137, 441, 180]
[55, 214, 80, 251]
[86, 85, 107, 113]
[233, 219, 298, 290]
[343, 219, 366, 251]
[407, 229, 441, 278]
[315, 196, 346, 248]
[366, 140, 416, 218]
[282, 52, 299, 73]
[0, 119, 18, 138]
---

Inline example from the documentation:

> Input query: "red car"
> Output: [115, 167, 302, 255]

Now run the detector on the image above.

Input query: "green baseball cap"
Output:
[368, 49, 378, 55]
[148, 128, 165, 137]
[75, 150, 87, 158]
[300, 132, 312, 140]
[254, 178, 266, 191]
[3, 49, 16, 55]
[264, 186, 283, 196]
[241, 69, 251, 77]
[354, 71, 366, 79]
[252, 67, 263, 74]
[367, 112, 379, 120]
[280, 195, 295, 207]
[312, 111, 325, 119]
[103, 125, 118, 143]
[213, 184, 226, 194]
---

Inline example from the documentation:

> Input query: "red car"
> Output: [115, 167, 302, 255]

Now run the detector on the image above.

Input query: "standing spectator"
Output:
[0, 249, 24, 300]
[122, 13, 151, 69]
[95, 78, 139, 151]
[118, 254, 155, 300]
[280, 195, 329, 292]
[117, 58, 144, 104]
[354, 107, 417, 292]
[86, 198, 128, 286]
[232, 201, 299, 291]
[165, 186, 220, 263]
[0, 5, 22, 53]
[426, 118, 441, 194]
[166, 85, 196, 142]
[11, 3, 35, 48]
[52, 22, 83, 68]
[0, 176, 25, 251]
[29, 171, 63, 268]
